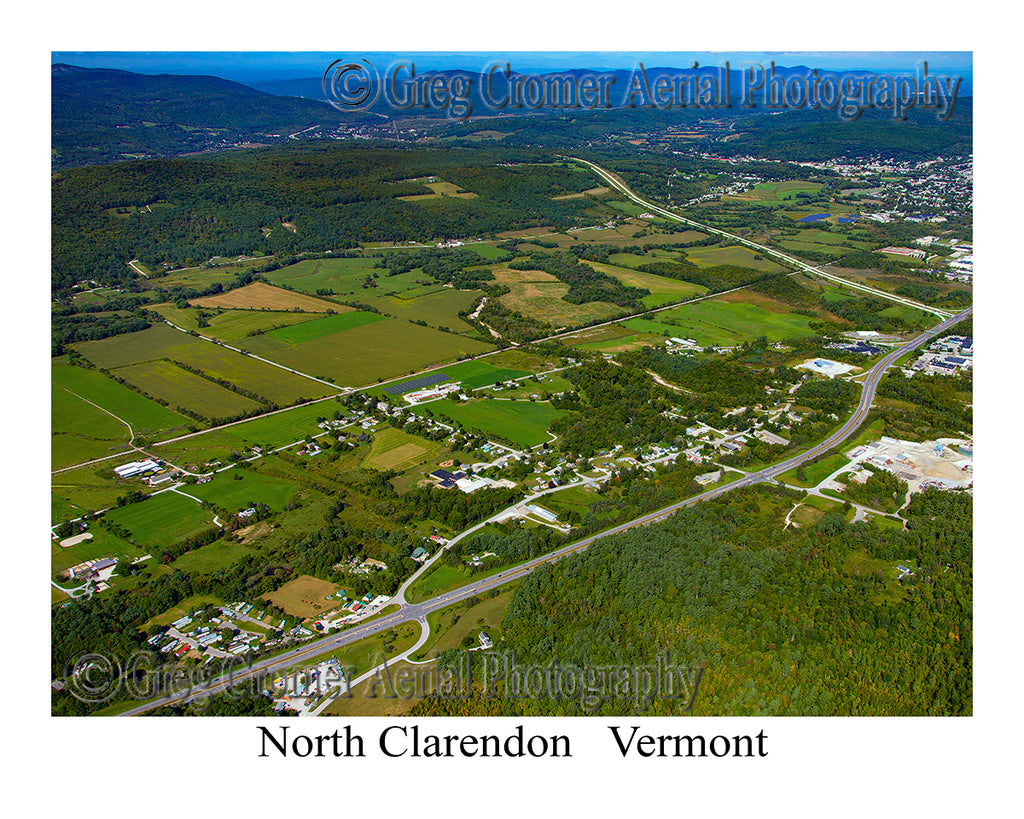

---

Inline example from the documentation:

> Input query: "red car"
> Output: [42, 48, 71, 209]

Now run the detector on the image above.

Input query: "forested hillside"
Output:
[411, 485, 972, 716]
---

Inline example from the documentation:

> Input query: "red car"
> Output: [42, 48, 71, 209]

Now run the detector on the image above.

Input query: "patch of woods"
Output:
[410, 485, 971, 716]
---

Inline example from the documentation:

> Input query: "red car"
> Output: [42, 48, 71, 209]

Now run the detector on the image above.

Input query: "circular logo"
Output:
[322, 59, 380, 112]
[65, 652, 123, 704]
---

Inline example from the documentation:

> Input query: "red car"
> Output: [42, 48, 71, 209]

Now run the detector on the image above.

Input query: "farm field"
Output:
[430, 358, 533, 389]
[103, 490, 218, 550]
[261, 574, 340, 618]
[52, 360, 190, 437]
[558, 323, 636, 347]
[427, 398, 563, 448]
[466, 243, 511, 260]
[493, 268, 626, 327]
[622, 292, 817, 346]
[586, 260, 707, 308]
[51, 381, 133, 469]
[683, 245, 785, 271]
[367, 288, 482, 335]
[150, 304, 321, 340]
[72, 323, 335, 407]
[725, 180, 823, 204]
[114, 360, 265, 419]
[219, 399, 348, 450]
[397, 178, 477, 200]
[52, 462, 139, 522]
[267, 311, 385, 344]
[187, 469, 300, 512]
[779, 240, 860, 256]
[361, 427, 445, 472]
[190, 282, 342, 312]
[264, 318, 493, 387]
[780, 229, 876, 249]
[263, 257, 432, 298]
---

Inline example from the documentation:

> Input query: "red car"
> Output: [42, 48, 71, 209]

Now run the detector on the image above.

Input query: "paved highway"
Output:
[568, 157, 953, 319]
[119, 304, 970, 716]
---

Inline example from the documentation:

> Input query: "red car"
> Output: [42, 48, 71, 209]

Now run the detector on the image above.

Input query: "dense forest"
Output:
[51, 144, 597, 295]
[410, 484, 971, 716]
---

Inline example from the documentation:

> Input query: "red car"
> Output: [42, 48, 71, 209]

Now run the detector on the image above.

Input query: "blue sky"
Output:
[52, 51, 972, 86]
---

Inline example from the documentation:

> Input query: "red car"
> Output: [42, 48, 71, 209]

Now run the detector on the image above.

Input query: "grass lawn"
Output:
[427, 398, 562, 447]
[411, 586, 517, 659]
[103, 490, 217, 549]
[778, 452, 850, 487]
[404, 563, 477, 604]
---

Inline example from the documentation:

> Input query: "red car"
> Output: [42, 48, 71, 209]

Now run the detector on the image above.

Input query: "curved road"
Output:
[119, 305, 969, 715]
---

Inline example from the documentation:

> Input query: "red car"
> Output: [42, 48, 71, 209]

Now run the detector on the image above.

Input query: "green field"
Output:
[367, 289, 482, 334]
[218, 399, 346, 450]
[409, 586, 516, 656]
[623, 294, 818, 346]
[103, 490, 218, 549]
[587, 260, 707, 308]
[52, 361, 190, 438]
[170, 539, 255, 573]
[683, 245, 784, 271]
[51, 381, 132, 469]
[497, 278, 626, 328]
[150, 305, 320, 340]
[52, 463, 135, 521]
[726, 180, 823, 204]
[361, 427, 445, 472]
[267, 311, 386, 344]
[187, 469, 299, 512]
[114, 360, 265, 419]
[263, 257, 433, 298]
[466, 243, 509, 259]
[52, 527, 148, 577]
[408, 358, 533, 391]
[427, 398, 562, 447]
[779, 452, 851, 488]
[72, 323, 336, 405]
[264, 318, 493, 387]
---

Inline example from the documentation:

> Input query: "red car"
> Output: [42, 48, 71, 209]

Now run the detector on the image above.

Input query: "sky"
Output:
[51, 51, 973, 87]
